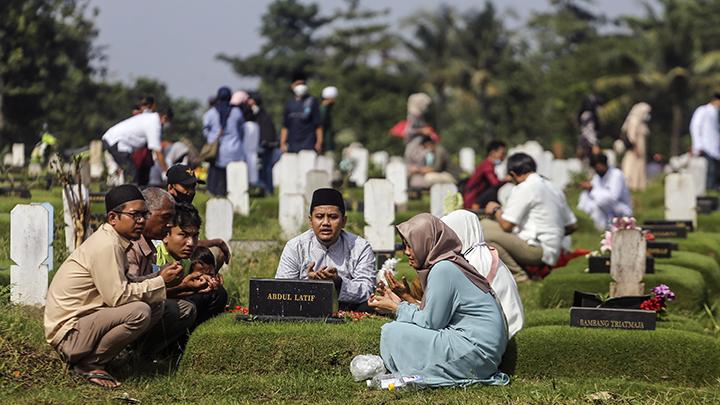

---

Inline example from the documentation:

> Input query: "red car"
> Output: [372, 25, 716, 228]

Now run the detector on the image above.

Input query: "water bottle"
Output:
[366, 374, 424, 390]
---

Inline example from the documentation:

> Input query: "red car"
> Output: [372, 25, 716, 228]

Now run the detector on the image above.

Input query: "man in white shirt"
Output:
[690, 93, 720, 190]
[578, 153, 632, 231]
[481, 153, 578, 282]
[102, 108, 173, 183]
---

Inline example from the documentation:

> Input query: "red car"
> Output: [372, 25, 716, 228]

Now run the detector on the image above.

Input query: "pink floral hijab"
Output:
[396, 213, 492, 297]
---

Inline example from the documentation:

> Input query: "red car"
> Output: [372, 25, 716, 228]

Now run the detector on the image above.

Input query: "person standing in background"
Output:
[250, 91, 281, 195]
[577, 94, 602, 160]
[280, 72, 323, 154]
[203, 86, 245, 196]
[690, 93, 720, 190]
[320, 86, 338, 153]
[232, 91, 260, 188]
[620, 102, 652, 191]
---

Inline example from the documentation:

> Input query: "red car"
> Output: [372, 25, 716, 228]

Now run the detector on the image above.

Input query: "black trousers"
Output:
[103, 140, 136, 183]
[473, 185, 501, 209]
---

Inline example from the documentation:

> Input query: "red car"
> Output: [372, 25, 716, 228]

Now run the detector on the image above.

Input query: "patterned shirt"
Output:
[275, 229, 376, 303]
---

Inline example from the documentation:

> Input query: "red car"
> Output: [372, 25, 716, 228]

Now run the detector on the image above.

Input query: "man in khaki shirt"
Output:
[44, 185, 183, 388]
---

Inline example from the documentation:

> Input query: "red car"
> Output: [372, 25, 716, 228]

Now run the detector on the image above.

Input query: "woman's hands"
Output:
[368, 285, 401, 314]
[383, 272, 419, 304]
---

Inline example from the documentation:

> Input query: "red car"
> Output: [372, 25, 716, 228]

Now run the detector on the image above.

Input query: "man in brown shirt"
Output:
[44, 185, 183, 388]
[126, 187, 203, 355]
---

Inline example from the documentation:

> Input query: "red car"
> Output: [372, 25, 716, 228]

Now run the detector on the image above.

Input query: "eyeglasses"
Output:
[113, 210, 150, 222]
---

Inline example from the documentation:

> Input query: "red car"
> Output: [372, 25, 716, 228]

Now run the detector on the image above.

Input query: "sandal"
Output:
[74, 369, 121, 389]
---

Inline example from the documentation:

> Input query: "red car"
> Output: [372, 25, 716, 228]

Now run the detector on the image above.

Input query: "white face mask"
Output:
[293, 84, 308, 97]
[251, 105, 260, 114]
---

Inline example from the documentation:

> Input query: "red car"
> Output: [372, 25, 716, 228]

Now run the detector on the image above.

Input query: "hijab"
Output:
[621, 102, 652, 134]
[215, 87, 232, 129]
[440, 210, 492, 273]
[396, 213, 492, 298]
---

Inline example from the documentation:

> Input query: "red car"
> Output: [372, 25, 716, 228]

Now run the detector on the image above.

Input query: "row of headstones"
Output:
[2, 143, 26, 168]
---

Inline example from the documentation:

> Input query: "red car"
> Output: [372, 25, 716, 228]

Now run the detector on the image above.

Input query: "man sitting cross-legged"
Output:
[481, 153, 578, 282]
[125, 187, 199, 356]
[157, 202, 228, 328]
[44, 185, 183, 388]
[275, 188, 376, 311]
[578, 152, 632, 231]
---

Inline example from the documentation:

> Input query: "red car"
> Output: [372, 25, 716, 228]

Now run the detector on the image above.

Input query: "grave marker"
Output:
[664, 173, 697, 228]
[385, 159, 408, 207]
[686, 157, 708, 197]
[609, 229, 646, 297]
[11, 143, 25, 167]
[315, 155, 335, 179]
[249, 279, 336, 318]
[89, 140, 104, 179]
[430, 183, 458, 217]
[304, 170, 331, 212]
[298, 150, 317, 190]
[10, 204, 50, 306]
[226, 161, 250, 216]
[459, 147, 476, 173]
[279, 193, 306, 239]
[570, 307, 656, 330]
[347, 145, 369, 186]
[205, 198, 233, 243]
[364, 179, 395, 251]
[278, 153, 301, 195]
[33, 202, 55, 272]
[2, 153, 12, 167]
[550, 159, 571, 190]
[370, 151, 390, 174]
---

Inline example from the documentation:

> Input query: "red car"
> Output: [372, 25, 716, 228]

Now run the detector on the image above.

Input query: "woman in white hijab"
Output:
[441, 209, 524, 338]
[620, 102, 652, 191]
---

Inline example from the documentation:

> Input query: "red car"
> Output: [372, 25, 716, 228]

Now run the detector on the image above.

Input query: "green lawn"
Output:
[2, 177, 720, 403]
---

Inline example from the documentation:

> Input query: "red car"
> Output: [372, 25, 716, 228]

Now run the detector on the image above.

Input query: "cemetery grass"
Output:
[3, 180, 720, 403]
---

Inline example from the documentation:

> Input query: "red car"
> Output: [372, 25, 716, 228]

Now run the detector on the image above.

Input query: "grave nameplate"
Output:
[570, 307, 656, 330]
[646, 241, 678, 258]
[249, 279, 337, 318]
[641, 225, 687, 239]
[697, 196, 719, 214]
[643, 220, 693, 232]
[588, 256, 654, 274]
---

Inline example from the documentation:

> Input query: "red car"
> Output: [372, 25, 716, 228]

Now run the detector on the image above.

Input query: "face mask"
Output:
[251, 105, 260, 114]
[492, 159, 502, 166]
[173, 189, 194, 204]
[293, 84, 308, 97]
[644, 113, 651, 122]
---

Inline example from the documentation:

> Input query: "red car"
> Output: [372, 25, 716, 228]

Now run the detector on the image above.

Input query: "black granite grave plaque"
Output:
[249, 279, 337, 318]
[643, 220, 693, 232]
[570, 307, 656, 330]
[572, 291, 652, 309]
[641, 225, 687, 239]
[697, 196, 719, 214]
[646, 241, 678, 258]
[587, 256, 654, 273]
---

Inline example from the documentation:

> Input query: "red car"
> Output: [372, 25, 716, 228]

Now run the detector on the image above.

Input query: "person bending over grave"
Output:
[578, 153, 632, 231]
[166, 164, 231, 265]
[463, 140, 508, 210]
[157, 203, 228, 328]
[404, 135, 457, 189]
[125, 187, 198, 355]
[44, 185, 184, 389]
[441, 209, 524, 338]
[368, 213, 508, 387]
[275, 188, 376, 311]
[481, 153, 578, 282]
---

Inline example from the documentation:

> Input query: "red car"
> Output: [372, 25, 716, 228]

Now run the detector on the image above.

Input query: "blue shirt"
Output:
[203, 106, 245, 168]
[282, 96, 321, 152]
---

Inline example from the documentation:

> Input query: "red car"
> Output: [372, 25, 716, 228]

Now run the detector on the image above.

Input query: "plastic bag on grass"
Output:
[350, 354, 386, 382]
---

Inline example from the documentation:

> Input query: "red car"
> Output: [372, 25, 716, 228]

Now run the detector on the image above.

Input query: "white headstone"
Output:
[279, 193, 306, 239]
[226, 161, 250, 216]
[62, 184, 89, 252]
[11, 143, 25, 167]
[89, 140, 104, 179]
[566, 158, 583, 174]
[550, 159, 570, 190]
[430, 183, 458, 217]
[10, 204, 50, 306]
[205, 198, 234, 242]
[33, 202, 55, 271]
[28, 163, 42, 176]
[609, 229, 646, 297]
[347, 146, 369, 186]
[537, 150, 554, 178]
[459, 147, 476, 173]
[370, 151, 390, 174]
[665, 173, 697, 228]
[686, 157, 708, 197]
[2, 153, 12, 167]
[364, 179, 395, 251]
[315, 155, 335, 179]
[604, 149, 617, 168]
[278, 153, 301, 195]
[304, 170, 331, 209]
[298, 150, 317, 190]
[385, 159, 408, 207]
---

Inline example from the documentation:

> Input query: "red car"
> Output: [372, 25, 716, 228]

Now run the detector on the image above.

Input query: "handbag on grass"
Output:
[200, 128, 224, 164]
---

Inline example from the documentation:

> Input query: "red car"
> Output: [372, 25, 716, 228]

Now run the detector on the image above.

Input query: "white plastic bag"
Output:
[350, 354, 386, 382]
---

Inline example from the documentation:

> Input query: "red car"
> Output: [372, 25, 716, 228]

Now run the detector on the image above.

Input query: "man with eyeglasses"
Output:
[44, 185, 184, 389]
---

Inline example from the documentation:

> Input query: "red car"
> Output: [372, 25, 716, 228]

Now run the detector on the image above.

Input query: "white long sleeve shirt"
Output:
[690, 103, 720, 159]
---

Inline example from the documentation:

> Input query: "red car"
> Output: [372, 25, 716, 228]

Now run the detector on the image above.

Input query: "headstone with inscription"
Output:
[249, 279, 337, 318]
[570, 307, 656, 330]
[205, 198, 234, 243]
[226, 161, 250, 216]
[10, 204, 50, 306]
[609, 229, 646, 297]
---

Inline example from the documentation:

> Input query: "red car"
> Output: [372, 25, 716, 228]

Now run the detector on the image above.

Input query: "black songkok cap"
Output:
[105, 184, 144, 213]
[310, 188, 345, 215]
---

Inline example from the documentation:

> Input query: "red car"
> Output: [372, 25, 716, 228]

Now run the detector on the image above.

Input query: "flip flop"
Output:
[75, 369, 121, 389]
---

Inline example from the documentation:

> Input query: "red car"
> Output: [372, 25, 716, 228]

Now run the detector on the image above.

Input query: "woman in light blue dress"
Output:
[368, 213, 509, 387]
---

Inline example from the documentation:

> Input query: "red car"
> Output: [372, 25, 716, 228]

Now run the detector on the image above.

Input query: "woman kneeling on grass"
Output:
[368, 213, 509, 387]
